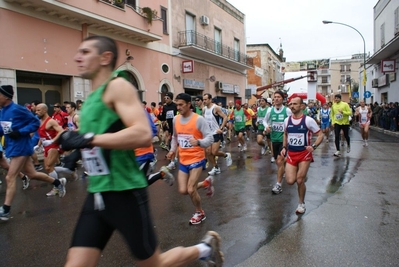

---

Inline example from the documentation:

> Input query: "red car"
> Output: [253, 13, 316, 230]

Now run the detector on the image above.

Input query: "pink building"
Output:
[0, 0, 251, 110]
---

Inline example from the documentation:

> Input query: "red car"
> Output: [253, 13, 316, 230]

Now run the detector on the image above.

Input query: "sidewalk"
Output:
[369, 125, 399, 138]
[235, 127, 399, 267]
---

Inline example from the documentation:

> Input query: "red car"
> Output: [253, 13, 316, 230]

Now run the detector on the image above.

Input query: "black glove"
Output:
[8, 131, 21, 139]
[59, 131, 94, 151]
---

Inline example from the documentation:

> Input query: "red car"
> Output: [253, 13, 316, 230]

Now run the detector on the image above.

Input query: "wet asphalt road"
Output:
[0, 127, 397, 267]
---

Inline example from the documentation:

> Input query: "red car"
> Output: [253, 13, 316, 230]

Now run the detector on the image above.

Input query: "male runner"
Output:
[166, 93, 214, 225]
[263, 91, 292, 194]
[60, 36, 223, 266]
[256, 98, 270, 155]
[202, 93, 232, 175]
[0, 85, 66, 221]
[229, 100, 251, 151]
[319, 103, 331, 143]
[281, 97, 323, 214]
[36, 103, 66, 196]
[330, 94, 352, 156]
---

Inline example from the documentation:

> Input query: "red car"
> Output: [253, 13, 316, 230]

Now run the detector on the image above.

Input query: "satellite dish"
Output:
[209, 75, 216, 82]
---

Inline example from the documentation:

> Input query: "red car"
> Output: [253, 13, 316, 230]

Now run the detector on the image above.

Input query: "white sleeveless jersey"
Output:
[203, 104, 219, 134]
[359, 106, 370, 123]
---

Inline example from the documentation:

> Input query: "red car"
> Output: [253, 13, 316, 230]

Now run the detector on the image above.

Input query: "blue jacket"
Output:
[0, 102, 40, 157]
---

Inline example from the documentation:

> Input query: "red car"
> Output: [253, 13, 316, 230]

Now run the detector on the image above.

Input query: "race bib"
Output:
[1, 121, 12, 134]
[177, 134, 194, 148]
[272, 122, 284, 132]
[166, 110, 174, 119]
[235, 115, 243, 122]
[335, 114, 343, 120]
[361, 117, 367, 123]
[257, 117, 264, 123]
[288, 133, 305, 146]
[81, 147, 110, 176]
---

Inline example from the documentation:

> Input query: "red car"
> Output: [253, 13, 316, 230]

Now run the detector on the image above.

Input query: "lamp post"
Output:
[322, 20, 366, 102]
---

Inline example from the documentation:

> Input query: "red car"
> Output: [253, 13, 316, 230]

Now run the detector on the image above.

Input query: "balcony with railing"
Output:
[4, 0, 163, 42]
[177, 31, 253, 72]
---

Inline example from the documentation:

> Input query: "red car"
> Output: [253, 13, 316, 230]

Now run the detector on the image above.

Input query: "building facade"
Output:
[0, 0, 250, 112]
[329, 57, 362, 103]
[366, 0, 399, 104]
[171, 0, 252, 107]
[246, 43, 284, 104]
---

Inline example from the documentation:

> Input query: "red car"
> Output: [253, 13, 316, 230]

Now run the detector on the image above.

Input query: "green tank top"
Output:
[79, 70, 147, 193]
[257, 107, 268, 130]
[270, 106, 288, 142]
[233, 108, 246, 130]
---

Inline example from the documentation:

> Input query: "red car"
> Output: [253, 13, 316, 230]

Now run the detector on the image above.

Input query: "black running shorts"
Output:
[70, 188, 158, 260]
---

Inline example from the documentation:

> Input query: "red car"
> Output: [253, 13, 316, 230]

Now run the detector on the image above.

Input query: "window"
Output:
[214, 28, 222, 54]
[161, 7, 168, 34]
[340, 64, 351, 72]
[185, 13, 195, 44]
[126, 0, 136, 9]
[322, 77, 328, 83]
[234, 38, 240, 61]
[395, 7, 399, 35]
[381, 23, 385, 47]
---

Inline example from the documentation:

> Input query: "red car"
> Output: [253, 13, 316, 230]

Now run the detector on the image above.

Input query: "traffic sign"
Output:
[364, 91, 372, 99]
[352, 92, 359, 98]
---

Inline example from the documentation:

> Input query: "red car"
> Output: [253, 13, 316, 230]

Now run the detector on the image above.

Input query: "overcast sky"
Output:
[227, 0, 377, 93]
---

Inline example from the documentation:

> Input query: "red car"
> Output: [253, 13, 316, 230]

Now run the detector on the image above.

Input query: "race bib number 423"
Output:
[177, 134, 194, 148]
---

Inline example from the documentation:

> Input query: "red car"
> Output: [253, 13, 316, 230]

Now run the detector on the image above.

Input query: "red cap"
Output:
[235, 100, 241, 105]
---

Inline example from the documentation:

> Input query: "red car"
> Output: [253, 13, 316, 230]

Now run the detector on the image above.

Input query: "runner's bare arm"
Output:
[91, 78, 152, 150]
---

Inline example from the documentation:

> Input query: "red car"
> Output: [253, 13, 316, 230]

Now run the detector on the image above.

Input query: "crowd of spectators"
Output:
[371, 102, 398, 131]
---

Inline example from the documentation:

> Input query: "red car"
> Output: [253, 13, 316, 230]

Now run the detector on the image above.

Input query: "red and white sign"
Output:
[381, 59, 396, 73]
[182, 60, 194, 73]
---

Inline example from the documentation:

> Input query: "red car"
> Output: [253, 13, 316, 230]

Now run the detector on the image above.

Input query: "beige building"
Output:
[329, 57, 362, 103]
[171, 0, 252, 106]
[246, 43, 284, 104]
[0, 0, 250, 111]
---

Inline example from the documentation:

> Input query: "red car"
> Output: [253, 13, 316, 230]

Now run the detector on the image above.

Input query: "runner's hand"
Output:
[59, 131, 94, 151]
[8, 131, 21, 139]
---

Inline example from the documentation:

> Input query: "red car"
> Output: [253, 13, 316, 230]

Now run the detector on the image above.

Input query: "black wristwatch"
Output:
[312, 144, 318, 150]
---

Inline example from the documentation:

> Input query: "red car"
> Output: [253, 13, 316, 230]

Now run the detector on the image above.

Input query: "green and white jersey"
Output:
[264, 106, 292, 142]
[256, 106, 268, 130]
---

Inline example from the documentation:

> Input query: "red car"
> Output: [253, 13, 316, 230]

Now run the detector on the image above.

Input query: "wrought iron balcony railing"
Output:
[178, 31, 253, 67]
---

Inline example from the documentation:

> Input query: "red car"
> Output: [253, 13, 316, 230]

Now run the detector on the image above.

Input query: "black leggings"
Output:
[334, 124, 350, 150]
[71, 188, 157, 260]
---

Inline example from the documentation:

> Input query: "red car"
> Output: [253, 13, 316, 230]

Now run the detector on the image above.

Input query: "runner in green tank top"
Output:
[228, 100, 250, 151]
[263, 91, 292, 195]
[59, 35, 223, 267]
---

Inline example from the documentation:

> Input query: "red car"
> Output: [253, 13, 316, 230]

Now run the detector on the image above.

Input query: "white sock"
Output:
[195, 243, 212, 259]
[276, 182, 282, 186]
[49, 170, 58, 180]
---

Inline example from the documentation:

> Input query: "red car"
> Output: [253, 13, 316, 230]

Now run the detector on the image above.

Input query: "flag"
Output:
[362, 68, 367, 86]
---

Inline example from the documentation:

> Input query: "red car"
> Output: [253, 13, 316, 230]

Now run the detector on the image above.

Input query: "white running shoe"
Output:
[271, 157, 275, 163]
[205, 176, 214, 197]
[295, 203, 306, 214]
[208, 167, 221, 176]
[333, 151, 341, 157]
[225, 153, 232, 167]
[261, 146, 266, 155]
[167, 161, 176, 170]
[160, 166, 174, 186]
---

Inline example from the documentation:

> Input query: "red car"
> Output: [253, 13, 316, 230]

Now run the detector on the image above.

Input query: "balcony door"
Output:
[214, 28, 222, 54]
[186, 13, 195, 45]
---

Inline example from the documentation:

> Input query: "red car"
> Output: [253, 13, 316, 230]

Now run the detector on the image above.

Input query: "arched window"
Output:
[121, 71, 142, 101]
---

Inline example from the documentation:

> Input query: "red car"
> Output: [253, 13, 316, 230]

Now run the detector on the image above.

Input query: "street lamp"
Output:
[322, 20, 366, 102]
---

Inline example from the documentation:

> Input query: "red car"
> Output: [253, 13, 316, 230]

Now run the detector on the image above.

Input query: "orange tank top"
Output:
[135, 144, 154, 157]
[174, 113, 205, 165]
